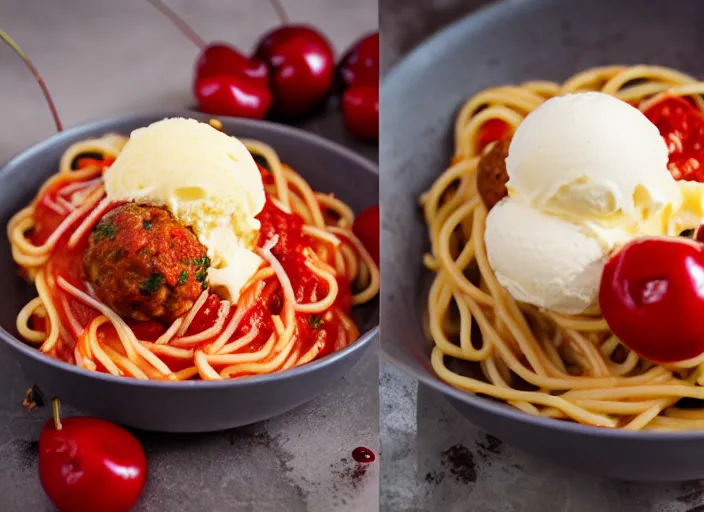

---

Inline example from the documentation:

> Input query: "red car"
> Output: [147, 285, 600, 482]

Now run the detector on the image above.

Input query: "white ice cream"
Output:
[104, 117, 265, 302]
[485, 200, 606, 314]
[506, 92, 681, 224]
[485, 92, 704, 314]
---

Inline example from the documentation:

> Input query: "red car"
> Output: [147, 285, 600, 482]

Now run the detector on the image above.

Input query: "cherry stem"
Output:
[145, 0, 206, 49]
[51, 397, 63, 431]
[267, 0, 290, 25]
[0, 30, 63, 132]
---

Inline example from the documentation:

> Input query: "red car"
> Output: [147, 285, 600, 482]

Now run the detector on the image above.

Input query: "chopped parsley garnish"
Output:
[195, 271, 208, 288]
[177, 270, 188, 286]
[140, 273, 164, 295]
[192, 256, 211, 268]
[192, 255, 211, 289]
[143, 219, 152, 230]
[93, 222, 117, 241]
[309, 315, 323, 329]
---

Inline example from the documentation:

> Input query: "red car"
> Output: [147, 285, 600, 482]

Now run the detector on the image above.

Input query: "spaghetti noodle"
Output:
[422, 65, 704, 431]
[9, 126, 379, 381]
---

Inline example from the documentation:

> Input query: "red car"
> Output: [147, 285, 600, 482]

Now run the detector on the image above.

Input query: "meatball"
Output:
[83, 203, 209, 324]
[476, 137, 511, 210]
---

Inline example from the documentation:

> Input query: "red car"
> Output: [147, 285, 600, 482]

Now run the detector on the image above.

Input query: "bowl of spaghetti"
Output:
[0, 112, 379, 432]
[381, 0, 704, 480]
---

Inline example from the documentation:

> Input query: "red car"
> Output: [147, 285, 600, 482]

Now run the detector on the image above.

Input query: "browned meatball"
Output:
[476, 137, 511, 210]
[83, 203, 209, 324]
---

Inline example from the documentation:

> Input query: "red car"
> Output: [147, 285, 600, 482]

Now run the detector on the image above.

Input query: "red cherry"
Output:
[39, 417, 147, 512]
[195, 43, 268, 88]
[352, 204, 379, 265]
[254, 25, 330, 63]
[342, 86, 378, 141]
[195, 74, 272, 119]
[254, 25, 335, 117]
[599, 236, 704, 363]
[337, 32, 379, 90]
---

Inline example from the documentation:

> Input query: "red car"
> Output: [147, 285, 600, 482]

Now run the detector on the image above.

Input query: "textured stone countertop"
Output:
[0, 1, 377, 511]
[379, 1, 704, 511]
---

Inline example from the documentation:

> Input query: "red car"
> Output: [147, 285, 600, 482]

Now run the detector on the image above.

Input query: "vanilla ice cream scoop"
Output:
[105, 118, 264, 246]
[506, 92, 681, 222]
[485, 92, 704, 315]
[104, 117, 266, 302]
[485, 200, 606, 314]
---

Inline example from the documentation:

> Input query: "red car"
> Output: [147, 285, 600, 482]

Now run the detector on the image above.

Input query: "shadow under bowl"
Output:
[380, 0, 704, 481]
[0, 112, 379, 433]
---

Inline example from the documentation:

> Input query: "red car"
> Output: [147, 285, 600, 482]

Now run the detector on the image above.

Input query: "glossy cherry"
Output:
[352, 204, 379, 266]
[144, 0, 273, 118]
[342, 86, 378, 142]
[39, 399, 147, 512]
[195, 43, 269, 88]
[599, 236, 704, 363]
[195, 74, 273, 119]
[254, 25, 330, 63]
[337, 32, 379, 90]
[254, 25, 335, 117]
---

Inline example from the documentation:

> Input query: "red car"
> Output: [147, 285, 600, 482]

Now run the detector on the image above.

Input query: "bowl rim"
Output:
[0, 111, 379, 389]
[380, 0, 704, 440]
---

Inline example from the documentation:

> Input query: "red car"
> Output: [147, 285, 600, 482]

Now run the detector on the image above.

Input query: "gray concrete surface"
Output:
[379, 1, 704, 511]
[0, 1, 377, 511]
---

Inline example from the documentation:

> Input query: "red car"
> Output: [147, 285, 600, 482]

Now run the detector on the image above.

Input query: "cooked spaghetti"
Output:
[9, 126, 379, 381]
[422, 65, 704, 431]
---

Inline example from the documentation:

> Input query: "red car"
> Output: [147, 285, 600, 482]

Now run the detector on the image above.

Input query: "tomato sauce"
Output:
[643, 96, 704, 182]
[29, 175, 352, 368]
[32, 183, 101, 349]
[177, 199, 352, 358]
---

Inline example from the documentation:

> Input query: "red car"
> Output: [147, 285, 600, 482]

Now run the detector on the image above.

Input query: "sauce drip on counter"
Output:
[351, 446, 375, 463]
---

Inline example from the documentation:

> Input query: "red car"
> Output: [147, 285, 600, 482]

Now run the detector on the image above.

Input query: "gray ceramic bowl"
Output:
[381, 0, 704, 481]
[0, 112, 378, 433]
